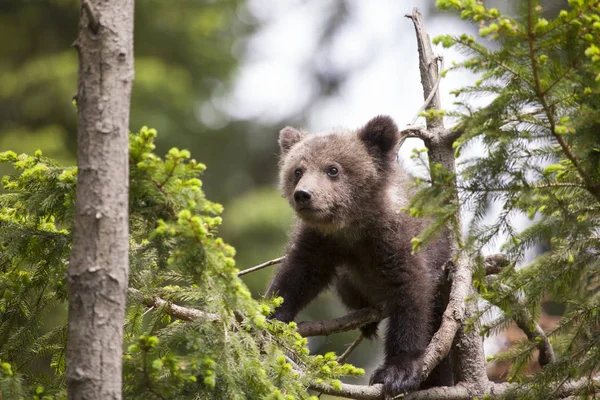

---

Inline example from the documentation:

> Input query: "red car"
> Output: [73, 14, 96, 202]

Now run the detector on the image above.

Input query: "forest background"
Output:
[0, 0, 569, 391]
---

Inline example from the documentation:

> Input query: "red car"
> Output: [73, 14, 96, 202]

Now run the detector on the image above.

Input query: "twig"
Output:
[337, 334, 364, 364]
[238, 256, 286, 277]
[81, 0, 99, 34]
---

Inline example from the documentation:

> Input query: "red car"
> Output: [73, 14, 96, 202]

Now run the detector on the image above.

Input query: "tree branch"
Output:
[238, 256, 286, 277]
[485, 276, 555, 366]
[128, 288, 219, 322]
[337, 334, 364, 364]
[405, 8, 442, 130]
[81, 0, 99, 34]
[311, 378, 598, 400]
[410, 56, 444, 126]
[398, 125, 432, 149]
[297, 305, 386, 337]
[421, 258, 472, 380]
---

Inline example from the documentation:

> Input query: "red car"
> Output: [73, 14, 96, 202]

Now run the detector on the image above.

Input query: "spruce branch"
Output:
[526, 0, 600, 202]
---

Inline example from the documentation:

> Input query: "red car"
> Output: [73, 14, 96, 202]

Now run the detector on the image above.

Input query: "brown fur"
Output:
[266, 116, 453, 398]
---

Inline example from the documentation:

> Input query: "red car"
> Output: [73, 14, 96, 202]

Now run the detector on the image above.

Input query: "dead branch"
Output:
[128, 288, 219, 322]
[238, 256, 286, 277]
[297, 305, 386, 337]
[403, 7, 484, 385]
[421, 258, 472, 380]
[337, 334, 364, 364]
[81, 0, 99, 34]
[410, 56, 444, 126]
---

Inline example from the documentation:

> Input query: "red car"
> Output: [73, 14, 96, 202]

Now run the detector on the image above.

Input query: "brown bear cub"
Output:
[266, 115, 454, 397]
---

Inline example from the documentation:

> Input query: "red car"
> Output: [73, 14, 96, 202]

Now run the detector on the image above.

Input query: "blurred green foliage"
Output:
[0, 0, 270, 200]
[0, 128, 365, 398]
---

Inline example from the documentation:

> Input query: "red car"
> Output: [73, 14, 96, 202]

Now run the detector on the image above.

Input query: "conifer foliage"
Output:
[411, 0, 600, 397]
[0, 128, 362, 399]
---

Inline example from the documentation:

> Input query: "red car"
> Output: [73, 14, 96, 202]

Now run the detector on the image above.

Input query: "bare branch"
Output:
[516, 319, 555, 366]
[337, 334, 364, 364]
[410, 56, 444, 126]
[310, 378, 598, 400]
[81, 0, 100, 34]
[405, 8, 442, 130]
[452, 290, 489, 388]
[421, 257, 471, 379]
[238, 256, 286, 277]
[442, 126, 463, 145]
[297, 305, 386, 337]
[128, 288, 219, 322]
[398, 125, 432, 148]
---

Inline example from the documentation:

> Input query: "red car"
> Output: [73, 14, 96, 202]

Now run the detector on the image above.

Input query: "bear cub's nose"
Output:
[294, 189, 312, 204]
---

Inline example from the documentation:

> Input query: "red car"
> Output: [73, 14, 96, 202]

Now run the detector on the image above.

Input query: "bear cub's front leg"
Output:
[370, 293, 431, 397]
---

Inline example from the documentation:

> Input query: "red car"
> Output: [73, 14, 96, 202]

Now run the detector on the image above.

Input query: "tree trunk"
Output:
[66, 1, 134, 399]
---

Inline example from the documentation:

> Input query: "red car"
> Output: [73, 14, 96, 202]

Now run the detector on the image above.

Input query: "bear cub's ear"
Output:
[279, 127, 305, 154]
[358, 115, 399, 155]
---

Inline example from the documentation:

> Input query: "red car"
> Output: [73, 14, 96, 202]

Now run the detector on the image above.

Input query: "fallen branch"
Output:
[238, 256, 286, 277]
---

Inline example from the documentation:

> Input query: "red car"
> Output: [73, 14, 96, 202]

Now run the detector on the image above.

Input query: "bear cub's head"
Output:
[278, 115, 400, 232]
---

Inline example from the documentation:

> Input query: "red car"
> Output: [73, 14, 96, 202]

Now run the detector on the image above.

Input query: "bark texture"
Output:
[66, 1, 134, 399]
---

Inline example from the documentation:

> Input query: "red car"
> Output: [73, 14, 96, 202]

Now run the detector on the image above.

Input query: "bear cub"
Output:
[266, 115, 453, 397]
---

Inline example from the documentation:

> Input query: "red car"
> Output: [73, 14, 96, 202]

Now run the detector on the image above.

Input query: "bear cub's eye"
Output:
[294, 168, 303, 178]
[327, 166, 339, 177]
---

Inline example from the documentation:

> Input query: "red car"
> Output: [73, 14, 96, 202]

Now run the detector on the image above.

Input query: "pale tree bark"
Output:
[66, 1, 134, 399]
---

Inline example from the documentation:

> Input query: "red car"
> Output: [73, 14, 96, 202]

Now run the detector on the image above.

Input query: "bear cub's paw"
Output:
[360, 322, 379, 339]
[370, 362, 420, 399]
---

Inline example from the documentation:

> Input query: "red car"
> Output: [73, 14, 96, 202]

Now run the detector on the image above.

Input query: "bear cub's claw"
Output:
[370, 363, 420, 399]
